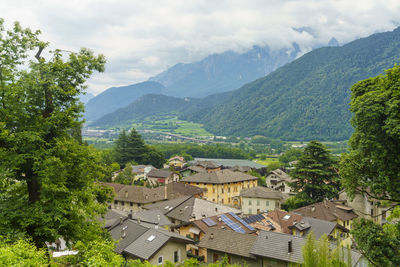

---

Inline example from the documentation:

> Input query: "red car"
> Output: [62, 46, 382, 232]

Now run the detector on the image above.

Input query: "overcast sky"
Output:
[1, 0, 400, 95]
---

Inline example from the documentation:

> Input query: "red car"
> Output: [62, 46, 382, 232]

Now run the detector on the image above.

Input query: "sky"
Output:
[1, 0, 400, 95]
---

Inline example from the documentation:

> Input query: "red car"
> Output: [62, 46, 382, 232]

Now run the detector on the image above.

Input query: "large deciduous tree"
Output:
[288, 141, 340, 206]
[340, 65, 400, 266]
[0, 20, 112, 249]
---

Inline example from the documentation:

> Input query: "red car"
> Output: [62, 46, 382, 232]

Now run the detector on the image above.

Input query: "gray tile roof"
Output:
[301, 217, 338, 239]
[198, 228, 257, 259]
[193, 158, 266, 169]
[250, 231, 304, 263]
[109, 218, 192, 260]
[143, 196, 241, 223]
[181, 169, 257, 184]
[240, 186, 286, 200]
[147, 169, 173, 178]
[131, 209, 171, 226]
[115, 186, 166, 204]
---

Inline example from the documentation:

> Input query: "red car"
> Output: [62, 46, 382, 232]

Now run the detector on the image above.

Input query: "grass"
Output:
[254, 158, 280, 166]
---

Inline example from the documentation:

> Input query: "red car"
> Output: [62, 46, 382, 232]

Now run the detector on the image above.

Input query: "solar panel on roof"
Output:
[229, 212, 255, 231]
[202, 218, 217, 227]
[219, 214, 246, 233]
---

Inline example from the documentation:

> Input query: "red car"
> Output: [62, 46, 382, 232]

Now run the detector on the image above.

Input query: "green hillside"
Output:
[183, 27, 400, 140]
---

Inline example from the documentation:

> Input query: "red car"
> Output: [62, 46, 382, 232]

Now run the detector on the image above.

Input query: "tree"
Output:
[0, 20, 112, 250]
[340, 65, 400, 266]
[289, 141, 340, 206]
[114, 128, 165, 168]
[0, 238, 48, 266]
[278, 148, 302, 165]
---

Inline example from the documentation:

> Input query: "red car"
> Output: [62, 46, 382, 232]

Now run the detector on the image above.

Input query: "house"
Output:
[143, 196, 241, 226]
[108, 216, 193, 265]
[193, 160, 222, 173]
[181, 169, 258, 206]
[236, 186, 289, 214]
[179, 165, 208, 178]
[243, 210, 347, 240]
[198, 229, 367, 267]
[294, 200, 358, 232]
[109, 182, 206, 213]
[265, 169, 295, 194]
[179, 212, 257, 257]
[146, 169, 179, 186]
[131, 165, 155, 181]
[339, 189, 392, 225]
[199, 228, 259, 265]
[168, 156, 186, 169]
[192, 158, 266, 172]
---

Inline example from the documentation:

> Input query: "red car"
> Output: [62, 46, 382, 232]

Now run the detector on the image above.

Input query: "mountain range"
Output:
[88, 27, 400, 140]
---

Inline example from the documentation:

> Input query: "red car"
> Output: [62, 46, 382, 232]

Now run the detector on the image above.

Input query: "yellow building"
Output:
[168, 156, 186, 168]
[181, 169, 258, 206]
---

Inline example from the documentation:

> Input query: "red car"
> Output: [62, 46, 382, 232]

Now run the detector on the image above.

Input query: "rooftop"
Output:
[294, 199, 358, 222]
[240, 186, 288, 200]
[192, 158, 265, 169]
[181, 169, 257, 184]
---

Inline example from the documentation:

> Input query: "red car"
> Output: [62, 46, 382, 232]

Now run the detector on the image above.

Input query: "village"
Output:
[98, 155, 381, 266]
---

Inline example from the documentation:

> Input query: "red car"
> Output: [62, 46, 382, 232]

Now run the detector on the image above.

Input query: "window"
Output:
[174, 251, 179, 263]
[249, 208, 252, 214]
[257, 200, 260, 206]
[158, 256, 163, 265]
[222, 199, 224, 204]
[213, 253, 219, 263]
[370, 208, 374, 216]
[221, 188, 224, 193]
[114, 200, 118, 205]
[266, 200, 269, 206]
[248, 200, 252, 205]
[228, 187, 230, 193]
[213, 187, 216, 194]
[130, 202, 133, 207]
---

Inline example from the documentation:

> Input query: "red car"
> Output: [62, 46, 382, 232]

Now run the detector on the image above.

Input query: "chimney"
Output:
[311, 206, 316, 212]
[288, 240, 292, 253]
[128, 211, 133, 219]
[121, 226, 128, 238]
[210, 233, 214, 239]
[164, 185, 168, 199]
[155, 222, 159, 229]
[215, 207, 218, 213]
[137, 217, 141, 224]
[119, 216, 124, 225]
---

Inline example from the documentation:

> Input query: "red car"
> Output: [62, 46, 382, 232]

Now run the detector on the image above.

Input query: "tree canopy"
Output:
[0, 19, 112, 250]
[287, 141, 340, 208]
[340, 65, 400, 266]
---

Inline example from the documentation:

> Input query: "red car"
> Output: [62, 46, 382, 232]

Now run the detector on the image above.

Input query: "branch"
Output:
[35, 46, 44, 61]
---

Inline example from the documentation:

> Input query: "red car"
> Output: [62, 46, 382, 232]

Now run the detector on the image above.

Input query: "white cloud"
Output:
[0, 0, 399, 94]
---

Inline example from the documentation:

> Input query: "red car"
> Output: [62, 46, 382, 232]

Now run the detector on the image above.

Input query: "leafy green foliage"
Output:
[279, 148, 303, 165]
[184, 27, 400, 140]
[114, 128, 165, 168]
[289, 141, 340, 206]
[302, 233, 351, 267]
[351, 219, 400, 266]
[0, 20, 111, 250]
[340, 65, 400, 266]
[0, 238, 48, 266]
[153, 143, 251, 159]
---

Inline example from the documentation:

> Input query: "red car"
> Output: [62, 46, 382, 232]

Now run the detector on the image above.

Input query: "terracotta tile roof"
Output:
[181, 169, 257, 184]
[294, 200, 358, 222]
[265, 210, 304, 234]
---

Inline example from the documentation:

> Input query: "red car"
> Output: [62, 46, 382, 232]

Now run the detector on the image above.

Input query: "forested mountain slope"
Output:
[182, 27, 400, 140]
[84, 81, 165, 121]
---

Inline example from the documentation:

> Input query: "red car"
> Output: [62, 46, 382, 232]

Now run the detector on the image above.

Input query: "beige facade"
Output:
[147, 241, 187, 266]
[339, 191, 391, 225]
[241, 196, 281, 215]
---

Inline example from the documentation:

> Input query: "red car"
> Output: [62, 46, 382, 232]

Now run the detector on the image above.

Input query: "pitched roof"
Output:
[267, 169, 292, 182]
[102, 183, 126, 193]
[198, 228, 258, 259]
[130, 209, 171, 226]
[131, 165, 154, 174]
[251, 231, 364, 266]
[294, 217, 338, 239]
[109, 219, 192, 260]
[294, 200, 358, 222]
[195, 160, 221, 169]
[192, 212, 256, 234]
[165, 182, 207, 198]
[193, 158, 265, 169]
[169, 156, 185, 162]
[229, 165, 252, 172]
[181, 169, 257, 184]
[264, 210, 305, 234]
[240, 186, 287, 200]
[115, 186, 166, 204]
[144, 196, 241, 223]
[187, 166, 208, 173]
[147, 169, 173, 178]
